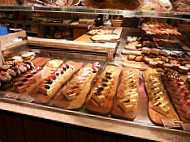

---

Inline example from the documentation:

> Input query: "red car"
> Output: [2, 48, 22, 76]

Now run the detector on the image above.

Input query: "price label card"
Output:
[180, 123, 190, 132]
[5, 92, 20, 99]
[19, 94, 34, 103]
[161, 119, 182, 128]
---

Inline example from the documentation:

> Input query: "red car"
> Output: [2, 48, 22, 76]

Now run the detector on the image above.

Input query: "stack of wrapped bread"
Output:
[170, 0, 190, 12]
[82, 0, 142, 10]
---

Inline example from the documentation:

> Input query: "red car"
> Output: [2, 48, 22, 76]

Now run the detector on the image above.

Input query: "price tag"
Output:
[180, 123, 190, 132]
[19, 94, 34, 103]
[161, 119, 182, 128]
[5, 92, 20, 99]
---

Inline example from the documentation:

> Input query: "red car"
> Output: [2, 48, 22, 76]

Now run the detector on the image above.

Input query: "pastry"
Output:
[149, 61, 158, 68]
[1, 65, 12, 71]
[157, 61, 164, 67]
[170, 51, 183, 57]
[169, 59, 179, 64]
[135, 56, 143, 62]
[91, 71, 114, 104]
[62, 62, 101, 101]
[13, 67, 42, 93]
[142, 47, 151, 54]
[173, 64, 180, 70]
[151, 48, 160, 55]
[86, 65, 121, 115]
[144, 57, 152, 64]
[4, 61, 15, 66]
[143, 69, 172, 116]
[39, 64, 75, 96]
[88, 28, 113, 36]
[185, 64, 190, 71]
[7, 69, 17, 77]
[163, 63, 173, 68]
[22, 52, 36, 61]
[186, 77, 190, 90]
[143, 69, 180, 125]
[128, 55, 136, 61]
[91, 34, 120, 42]
[0, 71, 12, 83]
[182, 61, 190, 66]
[178, 66, 189, 74]
[162, 70, 190, 122]
[111, 68, 139, 120]
[122, 50, 142, 55]
[127, 36, 137, 43]
[12, 56, 23, 62]
[142, 22, 182, 42]
[160, 50, 170, 57]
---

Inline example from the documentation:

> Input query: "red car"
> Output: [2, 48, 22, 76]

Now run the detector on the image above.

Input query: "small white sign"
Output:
[180, 123, 190, 131]
[161, 119, 182, 128]
[5, 92, 20, 99]
[19, 94, 34, 103]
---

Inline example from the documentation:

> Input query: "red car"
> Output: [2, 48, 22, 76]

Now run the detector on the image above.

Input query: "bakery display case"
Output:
[0, 1, 190, 142]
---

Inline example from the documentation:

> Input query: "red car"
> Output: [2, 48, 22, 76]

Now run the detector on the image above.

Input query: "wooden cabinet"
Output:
[0, 113, 7, 142]
[23, 118, 66, 142]
[67, 127, 117, 142]
[1, 111, 25, 142]
[0, 111, 148, 142]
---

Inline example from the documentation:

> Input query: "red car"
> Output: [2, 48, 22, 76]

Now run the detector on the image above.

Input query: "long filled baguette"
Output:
[111, 68, 139, 120]
[85, 65, 121, 115]
[28, 60, 83, 104]
[162, 69, 190, 123]
[53, 62, 101, 110]
[143, 68, 179, 125]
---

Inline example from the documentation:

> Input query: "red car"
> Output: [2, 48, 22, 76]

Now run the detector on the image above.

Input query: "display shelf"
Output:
[0, 94, 189, 142]
[0, 6, 190, 20]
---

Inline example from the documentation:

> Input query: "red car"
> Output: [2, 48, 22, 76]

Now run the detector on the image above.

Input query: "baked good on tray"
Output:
[122, 48, 189, 73]
[0, 60, 36, 90]
[111, 68, 139, 120]
[85, 65, 121, 115]
[13, 67, 42, 93]
[28, 61, 83, 104]
[142, 22, 182, 41]
[53, 62, 101, 110]
[88, 28, 114, 36]
[91, 34, 120, 42]
[143, 68, 179, 125]
[162, 69, 190, 123]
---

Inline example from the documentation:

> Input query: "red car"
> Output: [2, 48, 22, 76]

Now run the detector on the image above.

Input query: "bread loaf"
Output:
[171, 0, 190, 12]
[82, 0, 141, 10]
[24, 0, 67, 7]
[141, 0, 172, 11]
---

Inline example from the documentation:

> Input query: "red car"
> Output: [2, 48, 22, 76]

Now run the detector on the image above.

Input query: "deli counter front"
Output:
[0, 1, 190, 142]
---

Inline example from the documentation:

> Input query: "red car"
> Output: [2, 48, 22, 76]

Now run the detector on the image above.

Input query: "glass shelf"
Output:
[0, 6, 190, 20]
